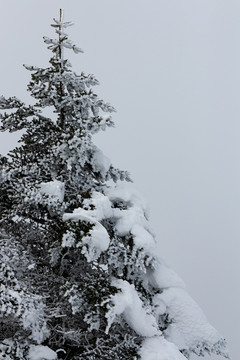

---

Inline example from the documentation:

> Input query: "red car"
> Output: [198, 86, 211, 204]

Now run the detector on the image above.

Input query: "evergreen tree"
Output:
[0, 11, 229, 360]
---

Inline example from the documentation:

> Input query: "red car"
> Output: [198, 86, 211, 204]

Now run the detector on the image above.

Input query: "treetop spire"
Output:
[59, 8, 63, 23]
[43, 9, 83, 62]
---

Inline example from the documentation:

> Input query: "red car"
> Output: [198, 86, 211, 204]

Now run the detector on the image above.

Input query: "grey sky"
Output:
[0, 1, 239, 359]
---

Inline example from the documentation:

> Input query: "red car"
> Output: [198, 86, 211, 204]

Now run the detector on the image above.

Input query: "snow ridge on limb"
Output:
[102, 183, 229, 359]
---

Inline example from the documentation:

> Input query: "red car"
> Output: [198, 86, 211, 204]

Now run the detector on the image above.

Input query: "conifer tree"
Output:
[0, 10, 229, 360]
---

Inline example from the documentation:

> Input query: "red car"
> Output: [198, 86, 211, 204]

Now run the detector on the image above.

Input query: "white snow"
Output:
[0, 339, 13, 360]
[139, 336, 187, 360]
[62, 184, 156, 260]
[62, 191, 113, 260]
[91, 145, 111, 177]
[131, 223, 156, 252]
[148, 260, 186, 289]
[62, 230, 76, 247]
[107, 183, 148, 212]
[106, 279, 161, 337]
[27, 263, 36, 270]
[77, 191, 113, 221]
[28, 345, 57, 360]
[40, 180, 65, 202]
[113, 206, 148, 236]
[59, 182, 226, 358]
[22, 297, 50, 343]
[152, 294, 167, 317]
[63, 211, 110, 260]
[107, 184, 155, 252]
[158, 287, 223, 350]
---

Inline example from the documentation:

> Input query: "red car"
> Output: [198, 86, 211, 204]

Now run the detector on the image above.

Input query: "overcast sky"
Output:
[0, 1, 239, 359]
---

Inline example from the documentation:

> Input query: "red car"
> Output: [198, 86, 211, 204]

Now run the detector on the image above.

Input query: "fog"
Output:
[0, 1, 239, 359]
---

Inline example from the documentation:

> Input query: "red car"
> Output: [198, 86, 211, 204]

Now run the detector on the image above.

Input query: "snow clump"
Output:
[28, 345, 57, 360]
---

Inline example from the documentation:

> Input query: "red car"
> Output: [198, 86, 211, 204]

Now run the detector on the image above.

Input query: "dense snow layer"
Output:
[158, 288, 224, 350]
[107, 183, 156, 257]
[91, 145, 111, 177]
[76, 190, 113, 221]
[28, 345, 57, 360]
[148, 260, 186, 289]
[62, 184, 156, 261]
[62, 184, 155, 261]
[131, 223, 156, 251]
[60, 183, 227, 357]
[107, 279, 161, 337]
[62, 191, 113, 261]
[139, 336, 187, 360]
[107, 183, 148, 211]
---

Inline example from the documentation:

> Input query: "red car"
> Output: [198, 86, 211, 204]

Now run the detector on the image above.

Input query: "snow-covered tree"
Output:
[0, 10, 229, 360]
